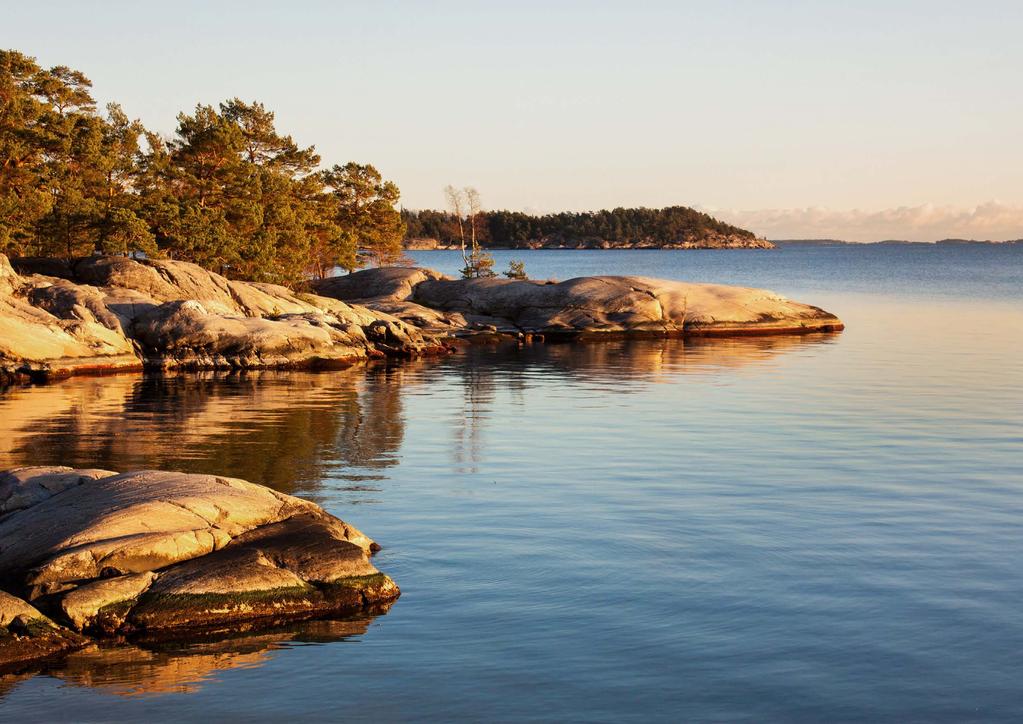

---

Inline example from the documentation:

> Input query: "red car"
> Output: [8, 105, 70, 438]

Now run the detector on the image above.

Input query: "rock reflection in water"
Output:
[0, 335, 834, 492]
[442, 333, 837, 472]
[0, 614, 381, 699]
[0, 364, 419, 495]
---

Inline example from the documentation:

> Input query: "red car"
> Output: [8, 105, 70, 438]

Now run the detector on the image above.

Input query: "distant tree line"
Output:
[0, 49, 404, 284]
[402, 206, 755, 248]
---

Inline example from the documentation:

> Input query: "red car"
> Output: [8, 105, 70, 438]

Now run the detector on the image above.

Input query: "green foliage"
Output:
[322, 162, 406, 271]
[460, 251, 496, 279]
[402, 205, 754, 248]
[0, 50, 406, 285]
[504, 259, 527, 279]
[97, 207, 156, 256]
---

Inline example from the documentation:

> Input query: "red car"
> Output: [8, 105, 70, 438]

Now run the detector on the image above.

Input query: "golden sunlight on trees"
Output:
[0, 49, 405, 285]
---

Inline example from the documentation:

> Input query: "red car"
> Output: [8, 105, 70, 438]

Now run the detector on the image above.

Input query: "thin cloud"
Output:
[706, 202, 1023, 242]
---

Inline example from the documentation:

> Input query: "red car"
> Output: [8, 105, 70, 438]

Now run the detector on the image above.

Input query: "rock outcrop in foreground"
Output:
[0, 254, 437, 383]
[312, 267, 844, 338]
[0, 466, 398, 672]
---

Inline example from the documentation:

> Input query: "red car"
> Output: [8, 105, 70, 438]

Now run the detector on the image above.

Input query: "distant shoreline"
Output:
[405, 243, 774, 251]
[405, 238, 1023, 251]
[771, 238, 1023, 247]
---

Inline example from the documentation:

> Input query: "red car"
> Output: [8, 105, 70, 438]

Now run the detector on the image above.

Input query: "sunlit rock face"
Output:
[0, 255, 437, 382]
[0, 256, 140, 380]
[0, 466, 398, 671]
[313, 267, 844, 338]
[313, 267, 468, 334]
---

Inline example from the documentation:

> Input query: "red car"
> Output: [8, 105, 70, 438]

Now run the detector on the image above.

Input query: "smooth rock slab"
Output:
[412, 275, 844, 336]
[0, 466, 398, 667]
[0, 466, 117, 515]
[313, 267, 844, 338]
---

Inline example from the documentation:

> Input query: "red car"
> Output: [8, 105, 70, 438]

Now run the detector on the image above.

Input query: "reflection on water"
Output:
[0, 366, 416, 495]
[0, 334, 834, 699]
[0, 334, 829, 494]
[0, 615, 382, 700]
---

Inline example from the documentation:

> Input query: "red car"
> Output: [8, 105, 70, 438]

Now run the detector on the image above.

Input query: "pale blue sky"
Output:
[4, 1, 1022, 239]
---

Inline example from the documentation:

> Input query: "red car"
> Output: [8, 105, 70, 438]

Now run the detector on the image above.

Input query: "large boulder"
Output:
[129, 301, 375, 370]
[312, 266, 447, 304]
[311, 267, 467, 334]
[0, 466, 398, 667]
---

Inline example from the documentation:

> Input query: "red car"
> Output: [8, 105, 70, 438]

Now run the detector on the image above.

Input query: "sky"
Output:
[4, 0, 1022, 241]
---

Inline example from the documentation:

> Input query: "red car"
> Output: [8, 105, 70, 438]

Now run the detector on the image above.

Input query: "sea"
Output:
[1, 244, 1021, 722]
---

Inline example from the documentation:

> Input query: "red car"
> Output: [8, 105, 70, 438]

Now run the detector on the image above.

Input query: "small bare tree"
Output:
[444, 185, 468, 269]
[464, 187, 494, 277]
[465, 186, 481, 257]
[444, 184, 494, 278]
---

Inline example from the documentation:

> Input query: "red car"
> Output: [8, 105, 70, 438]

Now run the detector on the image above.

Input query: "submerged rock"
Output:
[0, 254, 438, 382]
[0, 466, 398, 670]
[313, 268, 845, 338]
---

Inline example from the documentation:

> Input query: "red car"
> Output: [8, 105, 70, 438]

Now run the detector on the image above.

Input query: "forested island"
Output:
[402, 206, 770, 250]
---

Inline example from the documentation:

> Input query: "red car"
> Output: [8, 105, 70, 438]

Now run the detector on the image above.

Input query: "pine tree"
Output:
[323, 162, 405, 270]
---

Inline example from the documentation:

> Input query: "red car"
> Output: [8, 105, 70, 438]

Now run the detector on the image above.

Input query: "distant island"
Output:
[773, 238, 1023, 246]
[402, 206, 773, 250]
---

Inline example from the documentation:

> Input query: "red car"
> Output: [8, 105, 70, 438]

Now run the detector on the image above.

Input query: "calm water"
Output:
[1, 245, 1021, 722]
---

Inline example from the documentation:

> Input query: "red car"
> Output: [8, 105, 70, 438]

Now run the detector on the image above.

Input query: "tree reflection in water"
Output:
[0, 335, 835, 493]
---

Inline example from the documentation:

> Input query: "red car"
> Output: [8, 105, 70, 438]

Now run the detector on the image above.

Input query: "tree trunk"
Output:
[458, 217, 468, 268]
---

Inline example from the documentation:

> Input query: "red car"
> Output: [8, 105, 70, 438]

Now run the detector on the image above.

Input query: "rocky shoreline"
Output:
[312, 267, 844, 340]
[1, 254, 842, 384]
[0, 466, 398, 673]
[0, 254, 442, 385]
